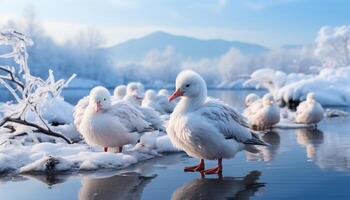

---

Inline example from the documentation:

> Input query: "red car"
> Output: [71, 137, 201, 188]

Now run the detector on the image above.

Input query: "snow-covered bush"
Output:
[0, 30, 75, 143]
[315, 25, 350, 68]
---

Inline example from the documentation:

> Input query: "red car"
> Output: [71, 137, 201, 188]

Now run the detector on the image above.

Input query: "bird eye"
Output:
[185, 84, 190, 87]
[103, 98, 106, 101]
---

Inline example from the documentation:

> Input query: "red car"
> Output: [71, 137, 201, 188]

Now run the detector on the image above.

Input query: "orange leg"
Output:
[104, 147, 108, 152]
[184, 159, 205, 172]
[200, 158, 222, 175]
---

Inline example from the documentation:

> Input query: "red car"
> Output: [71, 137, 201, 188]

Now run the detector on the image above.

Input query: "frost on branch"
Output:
[314, 26, 350, 68]
[0, 30, 75, 144]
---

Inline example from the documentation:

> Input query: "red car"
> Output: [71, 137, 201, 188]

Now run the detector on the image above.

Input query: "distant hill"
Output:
[102, 31, 269, 61]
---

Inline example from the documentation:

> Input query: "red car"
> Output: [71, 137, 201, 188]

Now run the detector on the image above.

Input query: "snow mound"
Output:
[0, 133, 180, 174]
[324, 108, 348, 118]
[246, 67, 350, 106]
[52, 124, 81, 142]
[39, 97, 74, 124]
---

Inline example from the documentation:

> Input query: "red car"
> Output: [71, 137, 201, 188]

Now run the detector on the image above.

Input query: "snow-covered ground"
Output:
[0, 128, 179, 174]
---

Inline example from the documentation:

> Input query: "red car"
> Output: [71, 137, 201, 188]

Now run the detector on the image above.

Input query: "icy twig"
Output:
[0, 117, 72, 144]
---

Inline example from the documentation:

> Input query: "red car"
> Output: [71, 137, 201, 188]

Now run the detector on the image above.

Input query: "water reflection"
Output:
[296, 128, 324, 160]
[315, 139, 350, 171]
[23, 174, 69, 186]
[171, 171, 265, 200]
[79, 172, 155, 200]
[246, 131, 281, 162]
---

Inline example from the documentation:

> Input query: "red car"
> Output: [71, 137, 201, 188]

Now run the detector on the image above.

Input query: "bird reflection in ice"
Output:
[79, 172, 155, 200]
[246, 131, 281, 162]
[171, 171, 265, 200]
[296, 128, 324, 160]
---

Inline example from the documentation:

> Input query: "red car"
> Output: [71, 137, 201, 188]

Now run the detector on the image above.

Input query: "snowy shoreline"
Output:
[0, 132, 180, 175]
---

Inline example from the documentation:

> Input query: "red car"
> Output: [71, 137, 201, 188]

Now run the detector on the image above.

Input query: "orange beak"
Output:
[94, 101, 102, 112]
[168, 89, 183, 102]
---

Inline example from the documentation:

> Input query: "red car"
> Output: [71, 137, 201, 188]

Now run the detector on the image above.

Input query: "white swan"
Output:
[295, 92, 324, 125]
[246, 94, 280, 130]
[112, 84, 126, 101]
[167, 70, 267, 175]
[74, 86, 151, 152]
[124, 83, 165, 131]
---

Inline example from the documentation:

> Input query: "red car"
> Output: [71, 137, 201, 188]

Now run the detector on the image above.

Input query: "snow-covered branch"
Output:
[0, 29, 75, 144]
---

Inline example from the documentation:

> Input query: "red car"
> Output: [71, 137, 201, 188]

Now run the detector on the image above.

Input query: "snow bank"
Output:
[0, 130, 179, 174]
[38, 97, 74, 125]
[1, 96, 75, 125]
[246, 67, 350, 106]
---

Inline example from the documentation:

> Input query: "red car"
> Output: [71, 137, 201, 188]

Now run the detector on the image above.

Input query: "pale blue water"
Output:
[0, 89, 350, 200]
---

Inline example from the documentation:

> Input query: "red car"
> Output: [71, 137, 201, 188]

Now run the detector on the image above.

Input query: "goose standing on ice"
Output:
[124, 83, 165, 131]
[74, 86, 151, 152]
[167, 70, 267, 175]
[112, 85, 126, 101]
[295, 92, 324, 126]
[247, 94, 280, 130]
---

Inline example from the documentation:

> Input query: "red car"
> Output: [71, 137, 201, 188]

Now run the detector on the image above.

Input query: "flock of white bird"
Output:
[73, 70, 325, 175]
[243, 92, 324, 130]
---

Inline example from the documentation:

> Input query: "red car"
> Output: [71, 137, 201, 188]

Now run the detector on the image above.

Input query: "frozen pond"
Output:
[1, 89, 350, 200]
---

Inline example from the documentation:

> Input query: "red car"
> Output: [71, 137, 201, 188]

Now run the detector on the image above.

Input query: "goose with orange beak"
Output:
[167, 70, 267, 176]
[74, 86, 151, 152]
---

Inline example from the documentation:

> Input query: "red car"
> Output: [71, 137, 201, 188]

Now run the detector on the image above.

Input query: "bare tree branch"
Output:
[0, 66, 25, 90]
[0, 117, 72, 144]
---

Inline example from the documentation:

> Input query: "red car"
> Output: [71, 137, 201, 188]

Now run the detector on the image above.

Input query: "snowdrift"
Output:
[245, 67, 350, 106]
[0, 130, 179, 174]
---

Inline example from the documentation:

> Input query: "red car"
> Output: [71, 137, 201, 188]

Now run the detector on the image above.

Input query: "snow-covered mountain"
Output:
[102, 31, 269, 61]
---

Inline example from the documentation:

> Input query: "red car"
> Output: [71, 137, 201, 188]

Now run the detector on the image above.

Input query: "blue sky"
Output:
[0, 0, 349, 48]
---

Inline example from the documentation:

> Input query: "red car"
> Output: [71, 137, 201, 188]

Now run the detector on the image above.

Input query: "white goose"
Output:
[167, 70, 267, 175]
[243, 97, 262, 119]
[157, 89, 176, 114]
[142, 89, 163, 114]
[74, 86, 151, 152]
[246, 94, 280, 130]
[245, 93, 260, 107]
[112, 85, 126, 101]
[124, 82, 144, 105]
[295, 92, 324, 125]
[124, 83, 165, 131]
